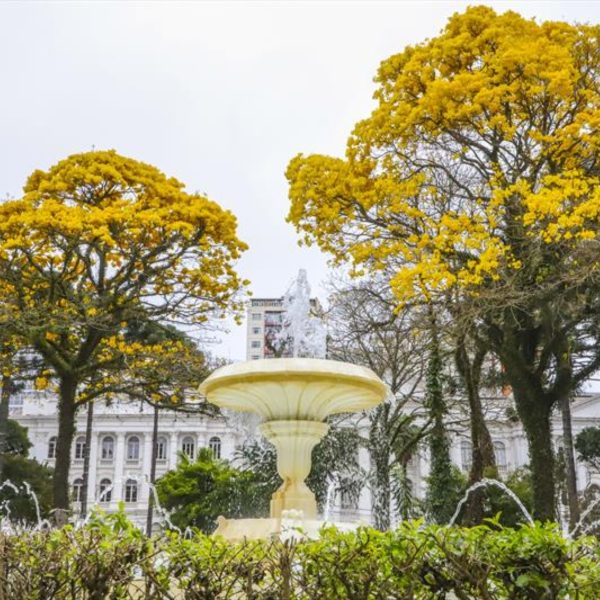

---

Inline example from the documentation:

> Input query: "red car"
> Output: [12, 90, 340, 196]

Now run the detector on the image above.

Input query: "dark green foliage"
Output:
[1, 514, 600, 598]
[424, 326, 458, 524]
[575, 427, 600, 472]
[0, 420, 53, 525]
[155, 448, 269, 533]
[0, 455, 53, 524]
[4, 419, 32, 456]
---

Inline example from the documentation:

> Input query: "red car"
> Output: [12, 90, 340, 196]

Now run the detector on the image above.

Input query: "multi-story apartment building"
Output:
[245, 297, 321, 360]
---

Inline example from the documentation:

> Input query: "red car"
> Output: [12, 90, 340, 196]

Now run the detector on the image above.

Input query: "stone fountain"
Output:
[198, 357, 387, 540]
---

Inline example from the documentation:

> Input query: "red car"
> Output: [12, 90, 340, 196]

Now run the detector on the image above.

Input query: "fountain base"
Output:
[213, 513, 364, 541]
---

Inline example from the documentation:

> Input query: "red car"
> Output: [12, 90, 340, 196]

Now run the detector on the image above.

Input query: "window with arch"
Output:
[48, 436, 57, 459]
[182, 436, 195, 459]
[460, 440, 472, 472]
[209, 436, 222, 459]
[72, 478, 83, 502]
[99, 478, 112, 503]
[101, 436, 114, 460]
[74, 436, 86, 460]
[124, 479, 138, 503]
[156, 436, 167, 461]
[127, 436, 140, 461]
[494, 441, 507, 470]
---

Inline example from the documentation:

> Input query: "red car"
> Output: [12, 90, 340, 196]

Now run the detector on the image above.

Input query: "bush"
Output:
[1, 511, 600, 598]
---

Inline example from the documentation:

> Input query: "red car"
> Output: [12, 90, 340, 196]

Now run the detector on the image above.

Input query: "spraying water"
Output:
[0, 479, 50, 530]
[569, 485, 600, 537]
[448, 478, 534, 526]
[323, 477, 336, 522]
[275, 269, 326, 359]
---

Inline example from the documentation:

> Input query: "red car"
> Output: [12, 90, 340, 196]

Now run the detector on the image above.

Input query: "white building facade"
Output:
[9, 386, 600, 527]
[9, 390, 242, 529]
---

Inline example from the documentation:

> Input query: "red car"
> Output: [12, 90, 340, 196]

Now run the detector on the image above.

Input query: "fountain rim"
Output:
[198, 357, 388, 398]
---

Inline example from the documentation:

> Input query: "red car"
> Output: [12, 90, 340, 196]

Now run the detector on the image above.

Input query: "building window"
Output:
[251, 340, 261, 348]
[127, 436, 140, 461]
[251, 355, 260, 360]
[209, 436, 222, 459]
[494, 441, 507, 471]
[157, 436, 167, 461]
[252, 313, 262, 321]
[48, 436, 57, 459]
[101, 436, 114, 460]
[460, 440, 472, 472]
[124, 479, 138, 503]
[8, 395, 23, 415]
[182, 436, 195, 459]
[252, 327, 261, 334]
[99, 479, 112, 503]
[72, 478, 83, 503]
[74, 436, 86, 460]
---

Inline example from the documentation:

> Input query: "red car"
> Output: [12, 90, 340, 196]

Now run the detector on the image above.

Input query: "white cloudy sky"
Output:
[1, 1, 598, 360]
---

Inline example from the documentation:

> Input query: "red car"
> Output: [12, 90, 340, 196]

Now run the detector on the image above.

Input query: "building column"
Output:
[169, 432, 179, 470]
[111, 432, 126, 508]
[141, 433, 153, 504]
[86, 432, 99, 506]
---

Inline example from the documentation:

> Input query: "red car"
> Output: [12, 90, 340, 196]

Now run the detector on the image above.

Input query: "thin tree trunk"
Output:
[0, 376, 12, 479]
[53, 376, 78, 524]
[560, 392, 580, 530]
[455, 339, 496, 525]
[146, 403, 159, 536]
[370, 406, 391, 531]
[80, 400, 94, 517]
[425, 312, 455, 524]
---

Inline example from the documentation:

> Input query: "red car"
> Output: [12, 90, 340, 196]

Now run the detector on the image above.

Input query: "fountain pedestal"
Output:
[198, 358, 387, 541]
[261, 420, 329, 519]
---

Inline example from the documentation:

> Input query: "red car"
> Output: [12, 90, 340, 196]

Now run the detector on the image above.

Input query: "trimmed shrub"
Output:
[1, 512, 600, 598]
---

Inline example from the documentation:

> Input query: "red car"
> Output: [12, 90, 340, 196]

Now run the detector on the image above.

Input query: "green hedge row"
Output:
[1, 511, 599, 599]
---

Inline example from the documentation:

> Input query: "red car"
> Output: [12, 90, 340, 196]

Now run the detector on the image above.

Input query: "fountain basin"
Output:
[199, 358, 387, 420]
[198, 358, 388, 538]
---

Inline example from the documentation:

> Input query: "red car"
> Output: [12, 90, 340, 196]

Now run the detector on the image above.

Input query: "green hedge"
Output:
[1, 511, 599, 599]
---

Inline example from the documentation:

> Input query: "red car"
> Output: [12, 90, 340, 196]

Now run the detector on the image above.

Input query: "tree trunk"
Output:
[146, 403, 159, 536]
[425, 316, 455, 524]
[369, 410, 391, 531]
[0, 376, 12, 479]
[559, 392, 580, 530]
[455, 340, 496, 525]
[53, 376, 78, 523]
[80, 400, 94, 517]
[513, 386, 556, 521]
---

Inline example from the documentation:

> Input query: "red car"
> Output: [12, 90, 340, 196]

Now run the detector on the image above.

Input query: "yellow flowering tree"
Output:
[0, 151, 247, 513]
[286, 7, 600, 520]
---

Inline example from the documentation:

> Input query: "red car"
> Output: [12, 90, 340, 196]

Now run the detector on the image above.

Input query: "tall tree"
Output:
[326, 275, 429, 529]
[286, 7, 600, 520]
[0, 151, 247, 515]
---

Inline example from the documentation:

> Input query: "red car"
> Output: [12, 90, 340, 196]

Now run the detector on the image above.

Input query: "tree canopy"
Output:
[286, 5, 600, 520]
[0, 150, 248, 512]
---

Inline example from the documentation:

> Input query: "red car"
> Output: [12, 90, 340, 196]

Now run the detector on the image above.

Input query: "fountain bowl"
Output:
[198, 357, 387, 421]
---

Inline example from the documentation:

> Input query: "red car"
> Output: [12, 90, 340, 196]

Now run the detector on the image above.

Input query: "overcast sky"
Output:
[1, 1, 598, 360]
